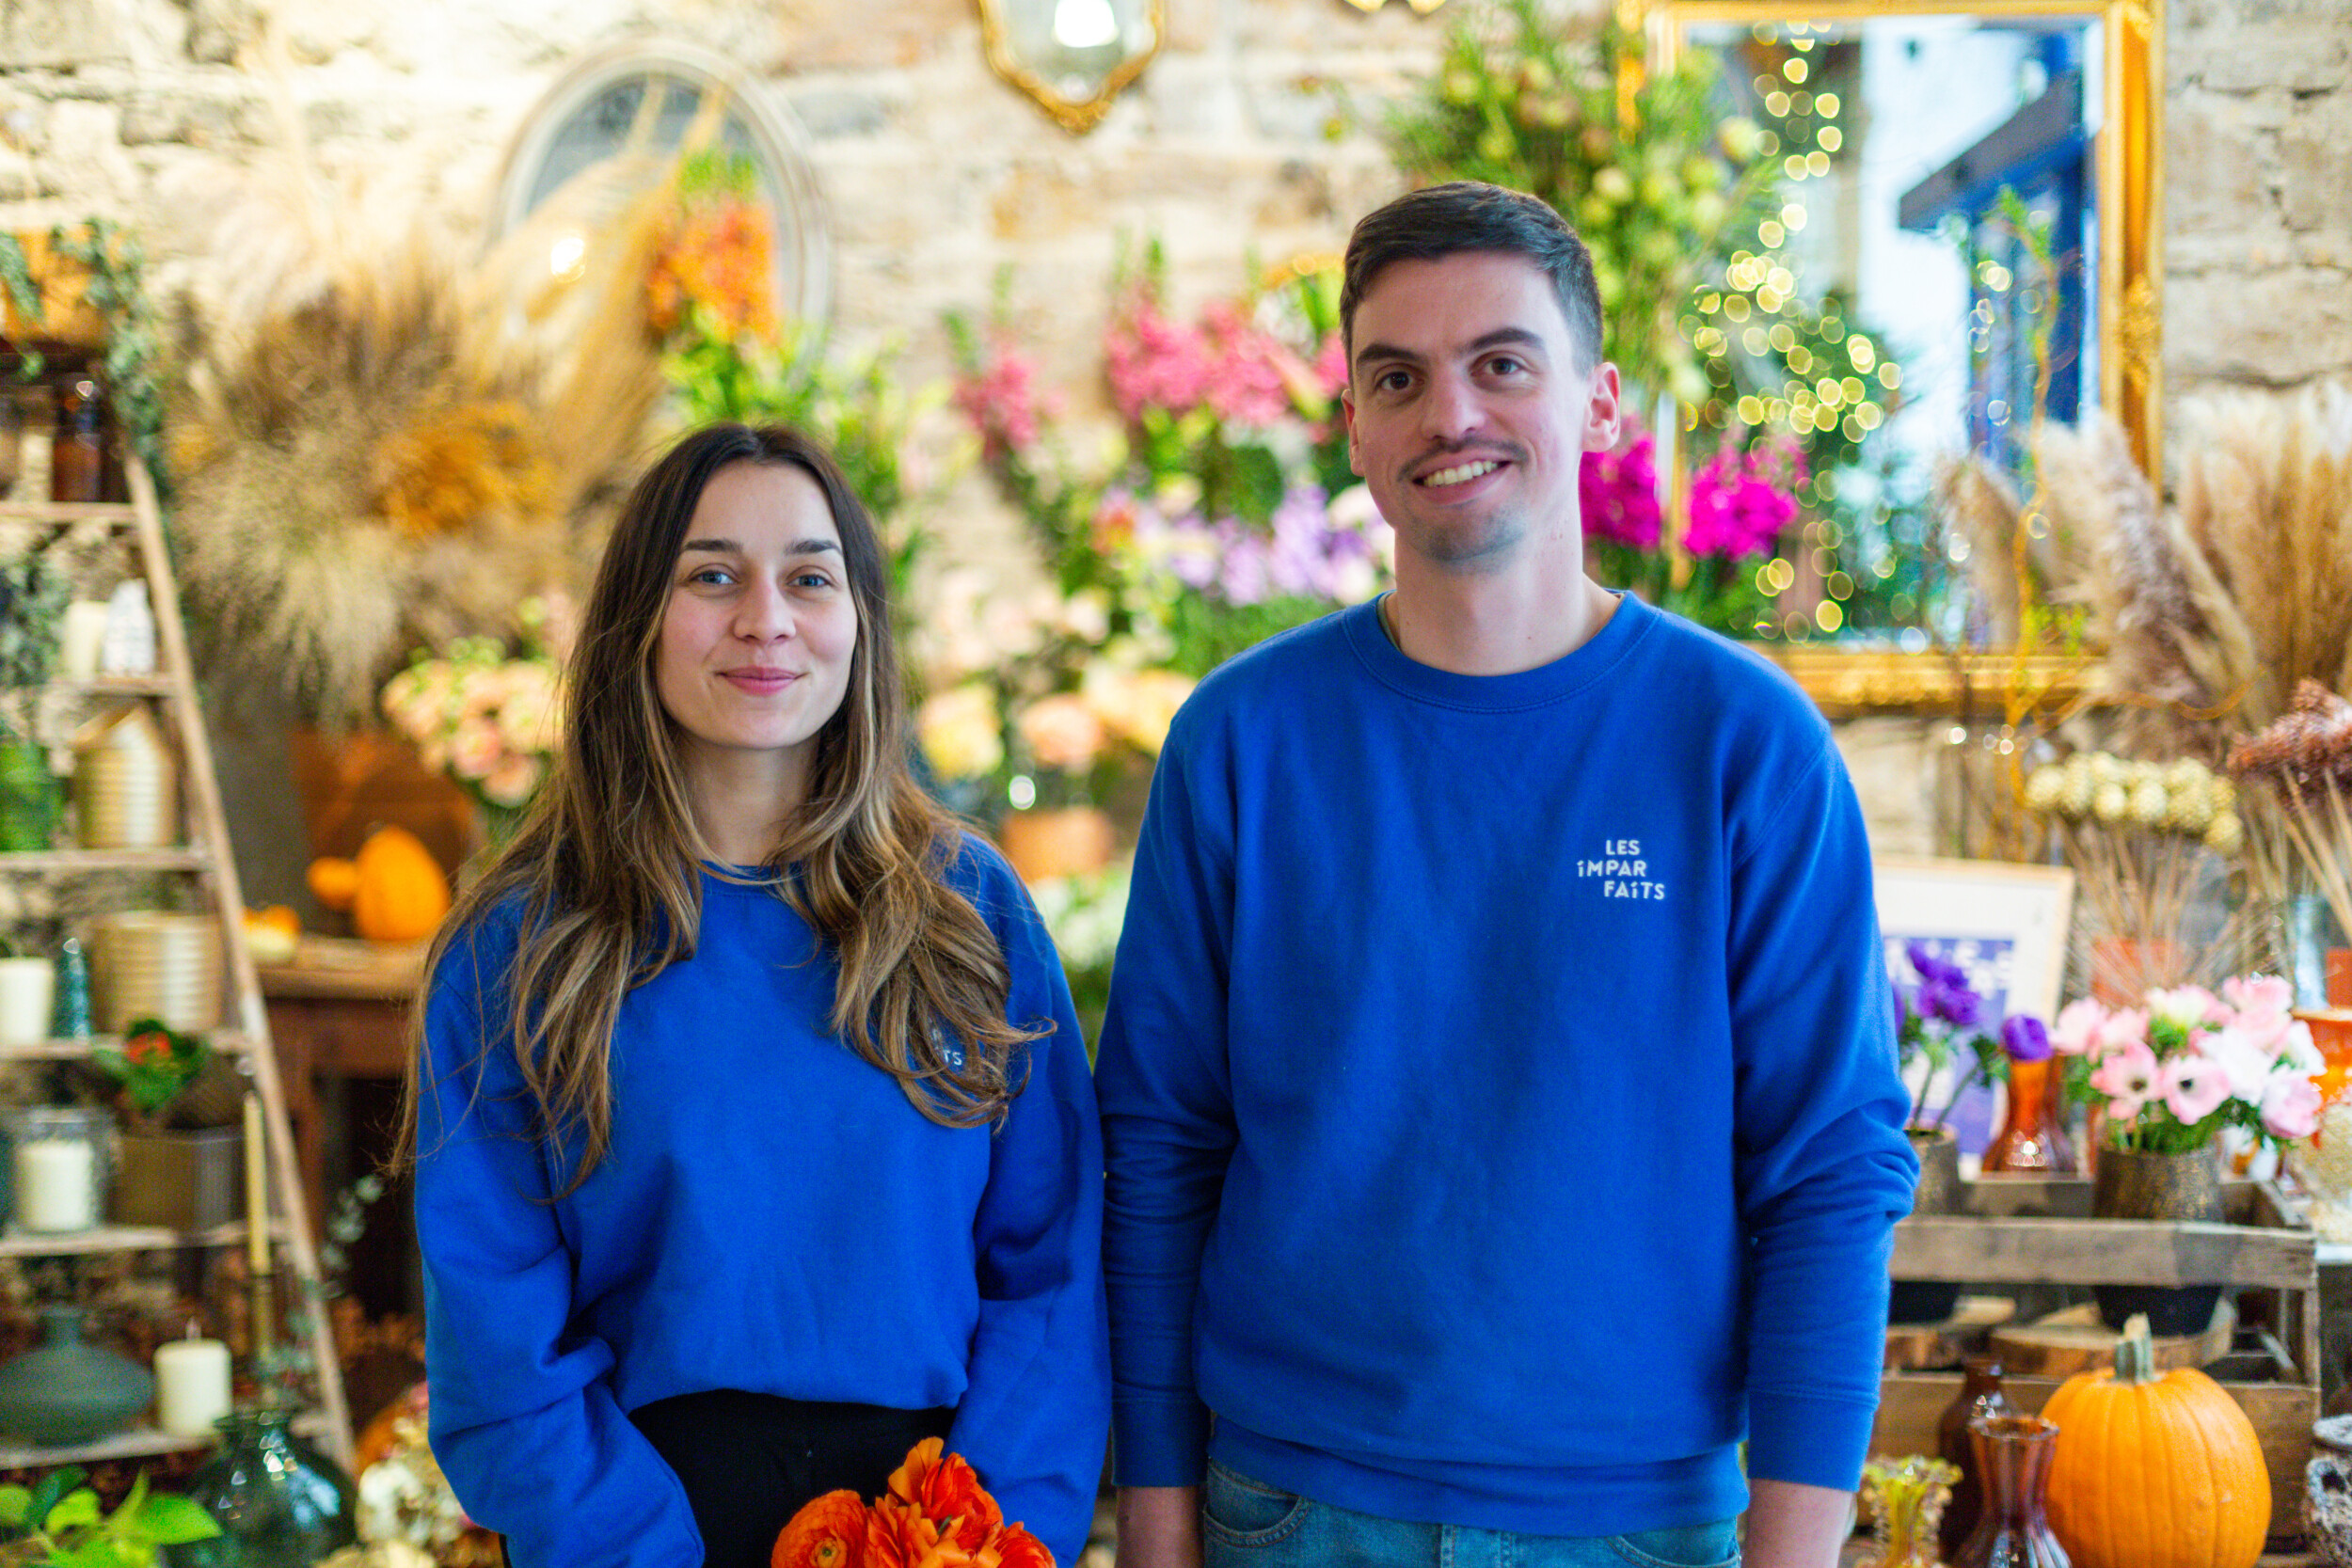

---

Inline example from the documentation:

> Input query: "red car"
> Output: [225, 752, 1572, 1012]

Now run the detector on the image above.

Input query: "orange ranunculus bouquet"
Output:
[772, 1439, 1055, 1568]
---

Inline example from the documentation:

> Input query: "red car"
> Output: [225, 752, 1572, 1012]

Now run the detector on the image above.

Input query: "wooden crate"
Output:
[1878, 1177, 2319, 1545]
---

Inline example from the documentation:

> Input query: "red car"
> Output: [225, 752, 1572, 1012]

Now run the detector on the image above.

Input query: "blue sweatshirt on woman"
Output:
[1096, 594, 1916, 1535]
[416, 838, 1109, 1566]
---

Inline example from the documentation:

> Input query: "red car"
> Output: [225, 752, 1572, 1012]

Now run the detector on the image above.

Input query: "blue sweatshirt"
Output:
[416, 836, 1109, 1566]
[1095, 594, 1916, 1535]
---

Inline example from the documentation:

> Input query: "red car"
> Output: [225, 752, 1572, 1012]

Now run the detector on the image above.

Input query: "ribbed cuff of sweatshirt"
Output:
[1112, 1391, 1213, 1487]
[1744, 1389, 1881, 1492]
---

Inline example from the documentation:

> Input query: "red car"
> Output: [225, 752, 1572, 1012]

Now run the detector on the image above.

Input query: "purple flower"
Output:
[2000, 1014, 2053, 1062]
[1918, 977, 1980, 1029]
[1580, 430, 1663, 549]
[1904, 942, 1967, 991]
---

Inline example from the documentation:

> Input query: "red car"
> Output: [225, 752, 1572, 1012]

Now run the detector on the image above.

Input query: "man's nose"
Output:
[1421, 372, 1484, 442]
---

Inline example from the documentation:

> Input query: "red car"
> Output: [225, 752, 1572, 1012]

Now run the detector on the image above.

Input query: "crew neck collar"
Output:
[1343, 591, 1652, 711]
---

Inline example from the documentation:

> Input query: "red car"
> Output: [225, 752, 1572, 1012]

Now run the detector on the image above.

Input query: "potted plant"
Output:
[96, 1017, 246, 1232]
[1890, 942, 2009, 1323]
[0, 1465, 221, 1565]
[2056, 975, 2326, 1330]
[0, 553, 69, 854]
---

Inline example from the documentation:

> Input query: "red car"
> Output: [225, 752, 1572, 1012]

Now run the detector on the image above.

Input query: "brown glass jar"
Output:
[1938, 1354, 2014, 1556]
[51, 373, 107, 503]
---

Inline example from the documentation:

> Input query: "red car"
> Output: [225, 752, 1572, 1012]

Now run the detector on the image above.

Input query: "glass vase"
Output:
[1953, 1414, 2071, 1568]
[1859, 1452, 1959, 1567]
[1937, 1355, 2013, 1557]
[166, 1404, 358, 1567]
[1981, 1056, 2075, 1176]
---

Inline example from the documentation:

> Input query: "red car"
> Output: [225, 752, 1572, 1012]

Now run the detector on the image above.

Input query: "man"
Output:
[1095, 182, 1917, 1568]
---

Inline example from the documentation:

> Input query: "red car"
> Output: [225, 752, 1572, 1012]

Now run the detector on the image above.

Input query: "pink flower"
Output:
[2093, 1007, 2152, 1058]
[2052, 998, 2108, 1056]
[1015, 693, 1107, 773]
[2278, 1019, 2325, 1076]
[1684, 437, 1806, 560]
[1581, 430, 1662, 550]
[449, 717, 503, 782]
[2201, 1026, 2275, 1106]
[2161, 1053, 2230, 1125]
[2224, 973, 2295, 1016]
[2090, 1039, 2160, 1102]
[2105, 1092, 2147, 1123]
[2262, 1071, 2324, 1141]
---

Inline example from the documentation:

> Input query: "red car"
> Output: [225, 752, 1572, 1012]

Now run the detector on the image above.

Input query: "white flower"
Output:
[2201, 1025, 2276, 1106]
[2127, 779, 2170, 827]
[2092, 782, 2131, 823]
[916, 684, 1005, 782]
[2024, 765, 2065, 813]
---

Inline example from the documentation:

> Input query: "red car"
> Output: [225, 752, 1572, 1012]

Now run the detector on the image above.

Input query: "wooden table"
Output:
[259, 938, 423, 1243]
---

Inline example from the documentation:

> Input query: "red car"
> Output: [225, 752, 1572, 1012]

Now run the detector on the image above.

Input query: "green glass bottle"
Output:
[167, 1404, 358, 1567]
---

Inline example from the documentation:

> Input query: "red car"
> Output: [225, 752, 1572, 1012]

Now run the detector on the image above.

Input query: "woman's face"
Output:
[655, 460, 860, 789]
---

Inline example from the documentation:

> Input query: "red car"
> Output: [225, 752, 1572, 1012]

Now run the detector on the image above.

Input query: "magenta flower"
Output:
[2160, 1053, 2230, 1125]
[1580, 429, 1662, 549]
[953, 338, 1061, 461]
[1684, 437, 1805, 560]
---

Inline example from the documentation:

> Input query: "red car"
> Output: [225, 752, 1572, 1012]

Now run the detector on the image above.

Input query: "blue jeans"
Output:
[1200, 1461, 1740, 1568]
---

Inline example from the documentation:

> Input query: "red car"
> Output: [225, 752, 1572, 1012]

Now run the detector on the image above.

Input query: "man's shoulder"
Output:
[1623, 606, 1831, 744]
[1172, 606, 1360, 726]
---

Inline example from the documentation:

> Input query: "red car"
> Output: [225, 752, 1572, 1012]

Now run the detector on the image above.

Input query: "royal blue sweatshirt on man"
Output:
[1096, 592, 1917, 1535]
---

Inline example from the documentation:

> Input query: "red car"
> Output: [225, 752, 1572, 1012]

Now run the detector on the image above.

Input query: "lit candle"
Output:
[155, 1328, 232, 1437]
[14, 1136, 98, 1231]
[243, 1093, 271, 1275]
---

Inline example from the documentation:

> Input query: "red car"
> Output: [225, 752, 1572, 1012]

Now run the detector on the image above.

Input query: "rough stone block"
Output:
[777, 0, 967, 71]
[2188, 22, 2349, 93]
[1831, 717, 1940, 860]
[2165, 264, 2352, 385]
[118, 87, 259, 147]
[2281, 112, 2352, 233]
[2166, 90, 2279, 236]
[0, 0, 126, 66]
[787, 86, 891, 137]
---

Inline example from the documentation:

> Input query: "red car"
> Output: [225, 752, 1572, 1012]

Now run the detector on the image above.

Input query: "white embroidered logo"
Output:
[1576, 836, 1666, 901]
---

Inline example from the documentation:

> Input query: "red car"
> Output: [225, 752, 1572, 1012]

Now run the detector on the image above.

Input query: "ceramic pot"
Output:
[996, 805, 1117, 883]
[113, 1126, 245, 1230]
[2090, 1145, 2224, 1334]
[1891, 1126, 1965, 1324]
[167, 1405, 358, 1568]
[0, 1304, 154, 1446]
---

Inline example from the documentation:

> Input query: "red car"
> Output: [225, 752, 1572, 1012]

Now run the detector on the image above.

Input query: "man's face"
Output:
[1342, 250, 1620, 575]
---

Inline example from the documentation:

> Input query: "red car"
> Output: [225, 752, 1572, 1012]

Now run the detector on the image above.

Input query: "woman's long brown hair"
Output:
[395, 424, 1037, 1196]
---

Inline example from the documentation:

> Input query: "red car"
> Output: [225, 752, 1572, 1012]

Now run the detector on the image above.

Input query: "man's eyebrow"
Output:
[678, 537, 843, 555]
[1352, 326, 1548, 372]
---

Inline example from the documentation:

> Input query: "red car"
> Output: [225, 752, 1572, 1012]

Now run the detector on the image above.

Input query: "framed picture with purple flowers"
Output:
[1876, 854, 2075, 1155]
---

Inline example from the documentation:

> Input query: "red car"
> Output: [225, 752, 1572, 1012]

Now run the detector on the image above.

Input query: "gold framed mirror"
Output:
[977, 0, 1166, 134]
[1634, 0, 2160, 711]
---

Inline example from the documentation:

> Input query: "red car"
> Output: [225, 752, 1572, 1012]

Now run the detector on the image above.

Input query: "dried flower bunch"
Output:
[2023, 752, 2241, 855]
[2055, 976, 2323, 1153]
[2229, 679, 2352, 970]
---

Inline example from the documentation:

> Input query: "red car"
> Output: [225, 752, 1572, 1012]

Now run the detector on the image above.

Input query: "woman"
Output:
[404, 424, 1108, 1568]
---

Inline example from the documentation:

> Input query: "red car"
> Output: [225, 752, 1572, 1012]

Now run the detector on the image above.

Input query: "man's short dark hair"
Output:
[1341, 182, 1605, 372]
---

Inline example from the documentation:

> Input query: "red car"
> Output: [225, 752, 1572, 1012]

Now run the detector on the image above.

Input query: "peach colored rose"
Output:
[773, 1490, 869, 1568]
[1016, 694, 1106, 774]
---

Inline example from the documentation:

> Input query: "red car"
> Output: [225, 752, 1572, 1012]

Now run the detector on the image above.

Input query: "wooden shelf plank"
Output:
[0, 1220, 270, 1259]
[0, 500, 136, 526]
[1894, 1212, 2317, 1289]
[0, 1029, 255, 1061]
[0, 847, 209, 872]
[0, 1407, 331, 1470]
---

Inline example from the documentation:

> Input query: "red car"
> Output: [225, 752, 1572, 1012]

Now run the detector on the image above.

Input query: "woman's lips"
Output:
[721, 669, 799, 693]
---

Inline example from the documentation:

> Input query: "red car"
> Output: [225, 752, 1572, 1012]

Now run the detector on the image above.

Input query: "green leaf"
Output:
[0, 1483, 28, 1528]
[132, 1493, 222, 1545]
[26, 1469, 84, 1531]
[44, 1488, 101, 1532]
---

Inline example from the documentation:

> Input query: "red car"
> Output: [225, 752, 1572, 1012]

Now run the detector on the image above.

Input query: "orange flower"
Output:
[886, 1439, 1002, 1553]
[126, 1031, 170, 1064]
[992, 1525, 1055, 1568]
[774, 1490, 870, 1568]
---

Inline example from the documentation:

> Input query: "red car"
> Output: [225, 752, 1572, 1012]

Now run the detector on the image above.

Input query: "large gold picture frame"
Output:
[1634, 0, 2162, 713]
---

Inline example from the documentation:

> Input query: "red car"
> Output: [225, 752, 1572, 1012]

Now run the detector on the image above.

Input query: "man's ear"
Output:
[1583, 361, 1623, 452]
[1342, 384, 1366, 478]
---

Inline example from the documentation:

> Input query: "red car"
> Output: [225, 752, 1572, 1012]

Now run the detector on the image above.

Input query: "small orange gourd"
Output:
[2041, 1312, 2269, 1568]
[308, 826, 450, 942]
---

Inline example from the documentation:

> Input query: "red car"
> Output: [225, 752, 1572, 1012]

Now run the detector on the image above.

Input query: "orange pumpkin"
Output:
[346, 825, 452, 942]
[307, 855, 361, 911]
[2042, 1312, 2269, 1568]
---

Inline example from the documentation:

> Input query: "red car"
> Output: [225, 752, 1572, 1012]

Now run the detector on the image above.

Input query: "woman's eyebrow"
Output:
[679, 537, 843, 555]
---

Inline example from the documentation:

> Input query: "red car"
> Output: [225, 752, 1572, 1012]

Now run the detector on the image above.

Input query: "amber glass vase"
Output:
[1981, 1056, 2075, 1175]
[1937, 1356, 2013, 1557]
[1952, 1415, 2071, 1568]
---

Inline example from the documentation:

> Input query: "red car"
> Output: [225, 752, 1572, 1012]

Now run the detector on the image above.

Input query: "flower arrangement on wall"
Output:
[377, 598, 569, 847]
[930, 251, 1390, 828]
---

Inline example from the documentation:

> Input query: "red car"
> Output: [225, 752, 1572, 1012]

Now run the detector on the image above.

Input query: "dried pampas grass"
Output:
[167, 59, 677, 724]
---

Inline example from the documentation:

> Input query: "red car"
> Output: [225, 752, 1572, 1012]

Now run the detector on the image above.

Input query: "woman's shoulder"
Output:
[939, 826, 1029, 911]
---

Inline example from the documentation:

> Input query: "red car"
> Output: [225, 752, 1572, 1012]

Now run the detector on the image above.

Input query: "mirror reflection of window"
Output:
[1692, 17, 2101, 489]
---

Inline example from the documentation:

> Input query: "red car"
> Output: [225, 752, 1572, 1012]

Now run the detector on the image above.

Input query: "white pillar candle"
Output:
[60, 600, 113, 682]
[0, 957, 54, 1046]
[14, 1136, 98, 1231]
[154, 1335, 232, 1437]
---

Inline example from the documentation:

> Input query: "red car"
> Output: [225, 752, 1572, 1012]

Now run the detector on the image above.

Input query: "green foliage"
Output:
[47, 222, 169, 497]
[1386, 0, 1774, 401]
[0, 234, 40, 333]
[0, 1471, 221, 1565]
[93, 1017, 213, 1126]
[0, 554, 70, 689]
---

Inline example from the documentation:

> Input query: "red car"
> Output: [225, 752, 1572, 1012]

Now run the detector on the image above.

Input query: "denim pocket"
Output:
[1200, 1461, 1310, 1545]
[1606, 1518, 1740, 1568]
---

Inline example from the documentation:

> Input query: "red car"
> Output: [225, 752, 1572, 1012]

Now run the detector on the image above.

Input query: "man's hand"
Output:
[1115, 1485, 1203, 1568]
[1742, 1478, 1855, 1568]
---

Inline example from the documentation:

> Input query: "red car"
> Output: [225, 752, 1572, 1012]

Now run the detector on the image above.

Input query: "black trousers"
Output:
[502, 1390, 954, 1568]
